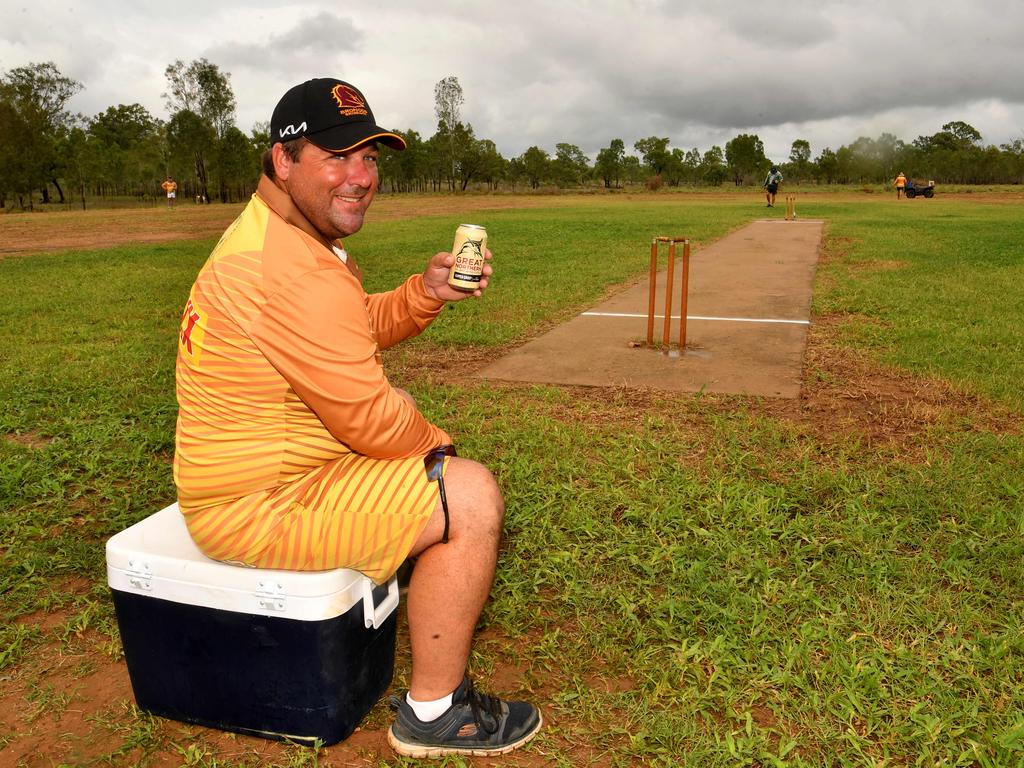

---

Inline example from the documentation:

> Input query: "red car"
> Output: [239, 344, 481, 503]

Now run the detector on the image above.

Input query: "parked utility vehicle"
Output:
[905, 179, 935, 198]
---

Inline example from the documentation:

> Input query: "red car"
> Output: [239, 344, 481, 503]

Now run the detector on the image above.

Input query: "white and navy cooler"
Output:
[106, 503, 399, 745]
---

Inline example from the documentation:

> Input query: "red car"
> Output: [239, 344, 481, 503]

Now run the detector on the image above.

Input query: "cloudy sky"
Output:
[2, 0, 1022, 162]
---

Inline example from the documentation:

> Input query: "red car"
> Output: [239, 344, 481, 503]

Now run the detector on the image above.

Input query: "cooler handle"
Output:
[361, 573, 399, 629]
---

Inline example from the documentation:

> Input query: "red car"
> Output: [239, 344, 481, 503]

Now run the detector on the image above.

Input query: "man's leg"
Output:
[405, 457, 502, 699]
[390, 456, 541, 757]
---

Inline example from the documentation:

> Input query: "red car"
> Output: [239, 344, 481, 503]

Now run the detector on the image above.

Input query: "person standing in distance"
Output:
[173, 78, 541, 759]
[763, 166, 783, 207]
[894, 171, 907, 199]
[161, 176, 177, 207]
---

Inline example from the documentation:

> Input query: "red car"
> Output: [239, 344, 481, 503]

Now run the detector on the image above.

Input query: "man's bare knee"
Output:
[445, 458, 504, 531]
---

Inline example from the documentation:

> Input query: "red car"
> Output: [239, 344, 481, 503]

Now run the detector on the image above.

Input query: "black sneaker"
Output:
[388, 676, 542, 758]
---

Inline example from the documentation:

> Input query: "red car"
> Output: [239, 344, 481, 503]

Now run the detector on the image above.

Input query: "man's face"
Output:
[277, 141, 379, 240]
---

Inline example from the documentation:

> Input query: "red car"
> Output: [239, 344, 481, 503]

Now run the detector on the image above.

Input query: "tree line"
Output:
[2, 61, 1023, 211]
[0, 60, 267, 210]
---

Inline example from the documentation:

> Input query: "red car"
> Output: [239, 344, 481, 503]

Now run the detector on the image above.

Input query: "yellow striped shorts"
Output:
[182, 453, 441, 584]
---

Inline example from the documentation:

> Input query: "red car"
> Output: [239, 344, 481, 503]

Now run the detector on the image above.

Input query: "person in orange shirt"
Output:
[174, 78, 540, 758]
[894, 172, 907, 199]
[160, 176, 177, 207]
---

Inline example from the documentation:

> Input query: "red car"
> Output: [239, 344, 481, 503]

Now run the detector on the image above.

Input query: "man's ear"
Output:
[272, 143, 293, 181]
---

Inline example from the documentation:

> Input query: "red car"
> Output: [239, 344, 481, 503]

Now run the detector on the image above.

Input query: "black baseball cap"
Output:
[270, 78, 406, 152]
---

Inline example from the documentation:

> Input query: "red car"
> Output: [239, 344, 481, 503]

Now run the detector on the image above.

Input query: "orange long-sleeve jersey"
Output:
[174, 175, 451, 515]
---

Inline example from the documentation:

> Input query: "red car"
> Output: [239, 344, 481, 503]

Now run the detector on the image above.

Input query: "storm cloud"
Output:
[2, 0, 1021, 161]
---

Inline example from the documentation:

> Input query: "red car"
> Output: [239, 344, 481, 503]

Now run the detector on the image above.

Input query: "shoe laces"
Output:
[463, 678, 502, 735]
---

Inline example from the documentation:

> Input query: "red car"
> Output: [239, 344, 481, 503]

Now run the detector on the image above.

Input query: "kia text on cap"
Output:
[270, 78, 406, 153]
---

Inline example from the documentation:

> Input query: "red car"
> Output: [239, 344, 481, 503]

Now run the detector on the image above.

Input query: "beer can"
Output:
[447, 224, 488, 292]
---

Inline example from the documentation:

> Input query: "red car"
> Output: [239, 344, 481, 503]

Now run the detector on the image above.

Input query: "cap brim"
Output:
[306, 124, 407, 153]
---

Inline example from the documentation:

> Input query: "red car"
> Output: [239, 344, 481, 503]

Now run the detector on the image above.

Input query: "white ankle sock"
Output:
[406, 690, 454, 722]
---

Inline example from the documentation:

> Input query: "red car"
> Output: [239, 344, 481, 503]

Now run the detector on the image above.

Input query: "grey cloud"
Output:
[6, 0, 1024, 160]
[714, 5, 837, 48]
[479, 0, 1024, 150]
[206, 12, 364, 72]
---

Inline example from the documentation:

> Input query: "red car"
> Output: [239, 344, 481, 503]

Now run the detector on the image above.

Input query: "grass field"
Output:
[1, 190, 1023, 767]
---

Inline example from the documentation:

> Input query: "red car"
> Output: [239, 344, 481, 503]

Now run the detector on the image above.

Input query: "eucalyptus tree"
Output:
[450, 122, 481, 190]
[216, 126, 259, 201]
[519, 146, 550, 189]
[814, 147, 838, 183]
[621, 155, 643, 185]
[0, 61, 82, 205]
[724, 133, 767, 185]
[88, 103, 163, 197]
[164, 58, 236, 138]
[434, 75, 464, 190]
[250, 120, 271, 158]
[999, 139, 1024, 184]
[682, 148, 702, 184]
[834, 146, 855, 183]
[633, 136, 671, 177]
[506, 156, 527, 191]
[164, 58, 238, 201]
[166, 109, 216, 202]
[59, 125, 102, 208]
[788, 139, 812, 181]
[424, 133, 447, 192]
[380, 128, 426, 192]
[551, 143, 590, 187]
[664, 148, 687, 186]
[930, 121, 983, 183]
[699, 146, 727, 185]
[473, 139, 506, 191]
[0, 97, 49, 207]
[595, 138, 625, 188]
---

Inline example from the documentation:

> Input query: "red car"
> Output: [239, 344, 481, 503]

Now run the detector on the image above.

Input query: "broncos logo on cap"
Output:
[331, 84, 369, 117]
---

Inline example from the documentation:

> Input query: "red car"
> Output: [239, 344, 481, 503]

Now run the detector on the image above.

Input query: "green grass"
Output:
[1, 193, 1023, 766]
[810, 197, 1024, 409]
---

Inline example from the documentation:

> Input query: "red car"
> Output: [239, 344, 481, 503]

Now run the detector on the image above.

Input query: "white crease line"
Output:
[580, 311, 810, 325]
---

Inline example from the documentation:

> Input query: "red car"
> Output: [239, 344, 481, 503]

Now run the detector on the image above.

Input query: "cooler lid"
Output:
[106, 503, 397, 626]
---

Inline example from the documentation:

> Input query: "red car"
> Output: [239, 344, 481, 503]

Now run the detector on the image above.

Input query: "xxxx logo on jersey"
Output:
[179, 296, 207, 364]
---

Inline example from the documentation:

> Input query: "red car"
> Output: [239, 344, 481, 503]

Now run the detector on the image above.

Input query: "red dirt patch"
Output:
[3, 431, 53, 450]
[777, 317, 1022, 449]
[0, 606, 595, 767]
[0, 194, 596, 259]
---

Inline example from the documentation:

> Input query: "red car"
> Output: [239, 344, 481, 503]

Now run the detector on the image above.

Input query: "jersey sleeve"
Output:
[366, 273, 446, 350]
[250, 268, 451, 458]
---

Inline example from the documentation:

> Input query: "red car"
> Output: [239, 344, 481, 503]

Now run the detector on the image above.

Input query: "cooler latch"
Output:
[126, 560, 152, 591]
[255, 581, 287, 612]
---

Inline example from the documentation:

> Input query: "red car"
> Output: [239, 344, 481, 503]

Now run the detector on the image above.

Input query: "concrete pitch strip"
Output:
[476, 218, 825, 398]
